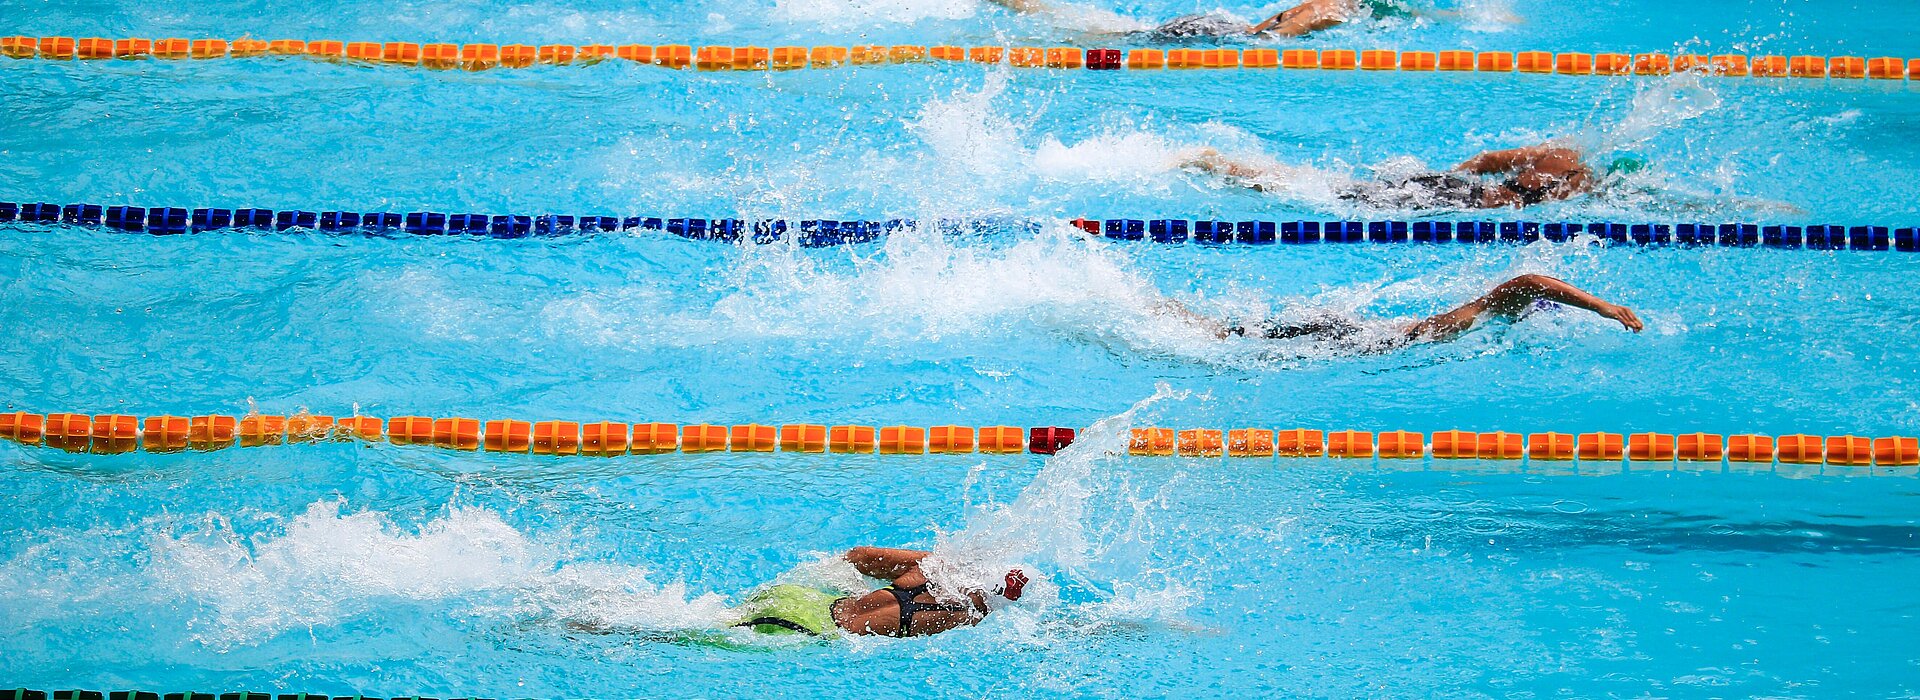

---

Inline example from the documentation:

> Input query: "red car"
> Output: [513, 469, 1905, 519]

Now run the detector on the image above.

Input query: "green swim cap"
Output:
[1605, 155, 1649, 176]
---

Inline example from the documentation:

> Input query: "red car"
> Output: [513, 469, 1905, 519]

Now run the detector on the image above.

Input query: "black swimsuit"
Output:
[1146, 13, 1250, 39]
[1338, 172, 1559, 210]
[886, 584, 974, 636]
[1228, 314, 1364, 341]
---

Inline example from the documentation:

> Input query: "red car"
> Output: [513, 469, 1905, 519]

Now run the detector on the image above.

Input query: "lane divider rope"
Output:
[3, 37, 1917, 82]
[2, 689, 462, 700]
[2, 410, 1915, 468]
[3, 203, 1916, 251]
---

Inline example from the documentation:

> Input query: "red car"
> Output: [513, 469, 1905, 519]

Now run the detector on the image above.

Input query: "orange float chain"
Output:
[0, 410, 1081, 456]
[2, 37, 1911, 82]
[2, 410, 1915, 469]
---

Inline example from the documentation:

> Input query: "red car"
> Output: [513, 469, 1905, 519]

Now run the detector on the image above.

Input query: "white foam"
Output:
[771, 0, 979, 28]
[904, 387, 1209, 634]
[907, 74, 1030, 181]
[143, 500, 731, 646]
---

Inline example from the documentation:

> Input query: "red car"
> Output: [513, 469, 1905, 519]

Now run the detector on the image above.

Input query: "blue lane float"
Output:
[0, 690, 486, 700]
[0, 201, 1912, 251]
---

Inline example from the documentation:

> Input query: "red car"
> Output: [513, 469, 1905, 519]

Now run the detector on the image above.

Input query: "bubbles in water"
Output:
[771, 0, 980, 28]
[1590, 71, 1725, 154]
[136, 500, 730, 646]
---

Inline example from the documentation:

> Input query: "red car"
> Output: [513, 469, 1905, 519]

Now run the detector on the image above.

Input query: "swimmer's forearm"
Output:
[1489, 275, 1643, 332]
[984, 0, 1051, 13]
[1154, 300, 1231, 339]
[1181, 148, 1272, 184]
[1484, 274, 1605, 317]
[845, 546, 930, 580]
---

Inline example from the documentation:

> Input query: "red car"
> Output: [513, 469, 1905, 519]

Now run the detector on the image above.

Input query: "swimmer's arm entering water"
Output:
[1177, 147, 1281, 192]
[1250, 0, 1355, 36]
[844, 546, 931, 581]
[1456, 145, 1584, 175]
[981, 0, 1055, 13]
[1405, 274, 1643, 342]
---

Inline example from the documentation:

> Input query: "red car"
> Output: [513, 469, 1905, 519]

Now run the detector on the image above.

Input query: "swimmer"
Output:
[731, 547, 1027, 638]
[1159, 274, 1643, 350]
[987, 0, 1419, 39]
[1182, 143, 1638, 210]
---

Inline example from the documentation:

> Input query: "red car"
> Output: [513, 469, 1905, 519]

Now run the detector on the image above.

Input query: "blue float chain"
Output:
[0, 689, 467, 700]
[1, 202, 1913, 250]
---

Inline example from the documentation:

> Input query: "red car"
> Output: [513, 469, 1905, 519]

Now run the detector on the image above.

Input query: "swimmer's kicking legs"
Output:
[1161, 274, 1643, 346]
[984, 0, 1408, 38]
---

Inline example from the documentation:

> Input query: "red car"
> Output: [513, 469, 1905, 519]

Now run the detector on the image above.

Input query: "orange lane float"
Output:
[1130, 428, 1175, 456]
[1326, 430, 1373, 458]
[632, 422, 679, 454]
[142, 415, 188, 452]
[680, 424, 726, 453]
[92, 414, 139, 454]
[929, 425, 975, 454]
[0, 411, 45, 444]
[1377, 431, 1424, 459]
[1275, 429, 1323, 457]
[1776, 434, 1824, 464]
[978, 426, 1024, 454]
[535, 421, 583, 455]
[432, 418, 480, 451]
[1432, 430, 1476, 459]
[1228, 429, 1274, 458]
[1578, 432, 1624, 461]
[1727, 434, 1775, 463]
[1360, 49, 1396, 70]
[1477, 432, 1523, 460]
[1178, 429, 1224, 458]
[879, 426, 926, 454]
[44, 413, 92, 452]
[1677, 433, 1724, 461]
[484, 419, 532, 453]
[1825, 436, 1872, 466]
[1872, 437, 1918, 466]
[337, 416, 383, 442]
[190, 415, 237, 451]
[582, 422, 631, 456]
[731, 423, 777, 452]
[1528, 432, 1574, 461]
[1628, 433, 1676, 462]
[780, 424, 827, 453]
[240, 415, 288, 447]
[830, 425, 876, 453]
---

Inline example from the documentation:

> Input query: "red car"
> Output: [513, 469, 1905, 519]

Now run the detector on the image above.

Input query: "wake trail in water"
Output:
[0, 391, 1213, 650]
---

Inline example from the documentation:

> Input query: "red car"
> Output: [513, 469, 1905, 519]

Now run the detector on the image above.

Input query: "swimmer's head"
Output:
[1604, 155, 1649, 178]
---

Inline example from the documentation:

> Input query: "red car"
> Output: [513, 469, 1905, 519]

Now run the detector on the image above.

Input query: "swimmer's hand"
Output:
[999, 569, 1028, 601]
[1600, 303, 1644, 333]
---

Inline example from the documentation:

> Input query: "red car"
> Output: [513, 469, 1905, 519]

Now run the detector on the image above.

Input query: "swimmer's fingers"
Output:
[1605, 304, 1644, 333]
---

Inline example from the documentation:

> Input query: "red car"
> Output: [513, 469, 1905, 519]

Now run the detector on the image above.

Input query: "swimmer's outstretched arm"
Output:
[1405, 274, 1643, 342]
[1456, 145, 1583, 175]
[1250, 0, 1349, 36]
[982, 0, 1055, 14]
[1178, 147, 1277, 191]
[844, 546, 930, 581]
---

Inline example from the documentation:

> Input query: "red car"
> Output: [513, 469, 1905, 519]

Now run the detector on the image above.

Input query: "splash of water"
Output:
[771, 0, 979, 27]
[1586, 70, 1725, 154]
[136, 500, 731, 646]
[914, 385, 1203, 633]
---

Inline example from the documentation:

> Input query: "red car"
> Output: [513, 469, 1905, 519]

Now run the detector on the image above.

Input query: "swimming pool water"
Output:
[4, 0, 1920, 696]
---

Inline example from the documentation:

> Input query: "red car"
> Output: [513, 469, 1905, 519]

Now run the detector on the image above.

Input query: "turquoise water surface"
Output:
[3, 0, 1920, 696]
